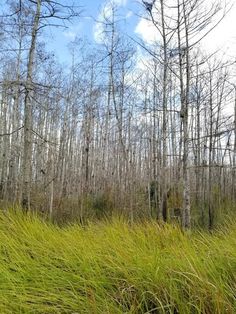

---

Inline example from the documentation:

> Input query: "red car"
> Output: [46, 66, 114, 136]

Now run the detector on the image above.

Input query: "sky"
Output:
[46, 0, 139, 64]
[46, 0, 236, 65]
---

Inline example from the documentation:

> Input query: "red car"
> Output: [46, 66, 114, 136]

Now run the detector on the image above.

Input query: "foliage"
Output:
[0, 210, 235, 313]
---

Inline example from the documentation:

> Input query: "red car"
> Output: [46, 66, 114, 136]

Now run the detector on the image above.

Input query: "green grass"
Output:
[0, 211, 235, 313]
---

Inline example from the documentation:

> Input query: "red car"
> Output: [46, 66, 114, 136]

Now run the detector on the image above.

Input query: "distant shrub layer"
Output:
[0, 211, 235, 313]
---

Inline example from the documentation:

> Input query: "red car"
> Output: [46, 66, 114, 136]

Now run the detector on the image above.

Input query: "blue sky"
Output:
[46, 0, 140, 64]
[44, 0, 236, 66]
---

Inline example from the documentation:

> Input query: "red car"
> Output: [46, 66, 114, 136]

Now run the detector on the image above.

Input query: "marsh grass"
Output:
[0, 210, 235, 313]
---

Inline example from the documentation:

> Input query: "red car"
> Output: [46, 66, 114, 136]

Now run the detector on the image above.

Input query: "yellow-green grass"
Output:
[0, 211, 235, 313]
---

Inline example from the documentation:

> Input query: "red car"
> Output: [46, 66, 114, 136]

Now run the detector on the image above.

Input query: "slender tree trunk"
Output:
[22, 0, 41, 210]
[181, 0, 191, 229]
[160, 0, 169, 222]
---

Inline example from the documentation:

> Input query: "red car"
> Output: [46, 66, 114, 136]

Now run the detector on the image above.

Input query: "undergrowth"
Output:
[0, 210, 235, 313]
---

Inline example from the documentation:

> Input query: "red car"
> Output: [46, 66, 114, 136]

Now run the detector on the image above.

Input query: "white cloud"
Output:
[134, 0, 236, 59]
[93, 0, 128, 43]
[64, 30, 77, 40]
[93, 20, 104, 44]
[123, 46, 154, 90]
[126, 11, 133, 19]
[135, 17, 158, 44]
[63, 24, 83, 41]
[200, 2, 236, 58]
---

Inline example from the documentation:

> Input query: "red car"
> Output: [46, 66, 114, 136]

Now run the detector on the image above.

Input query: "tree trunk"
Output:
[22, 0, 41, 210]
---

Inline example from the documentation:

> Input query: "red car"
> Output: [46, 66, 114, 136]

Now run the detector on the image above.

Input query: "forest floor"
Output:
[0, 211, 235, 313]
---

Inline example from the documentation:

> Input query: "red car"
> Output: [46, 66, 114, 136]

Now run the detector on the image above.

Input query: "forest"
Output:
[0, 0, 235, 312]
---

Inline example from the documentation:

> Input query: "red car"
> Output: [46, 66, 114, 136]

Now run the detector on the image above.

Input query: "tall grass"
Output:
[0, 211, 235, 313]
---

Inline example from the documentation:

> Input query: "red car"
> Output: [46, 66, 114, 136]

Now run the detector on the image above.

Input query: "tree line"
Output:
[0, 0, 235, 229]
